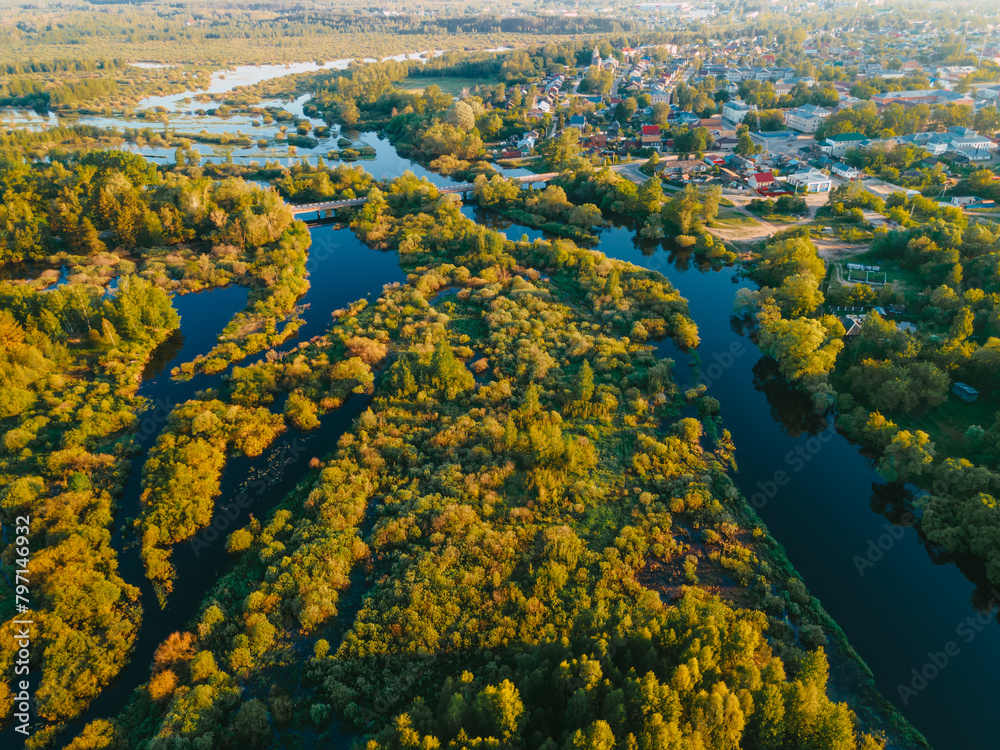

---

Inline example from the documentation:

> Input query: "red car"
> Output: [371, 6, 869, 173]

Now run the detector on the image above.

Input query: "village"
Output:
[491, 23, 1000, 216]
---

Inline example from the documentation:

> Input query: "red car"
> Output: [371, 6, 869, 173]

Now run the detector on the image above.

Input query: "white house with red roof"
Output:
[748, 172, 776, 191]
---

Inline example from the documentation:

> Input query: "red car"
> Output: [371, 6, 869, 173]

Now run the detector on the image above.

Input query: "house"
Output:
[619, 138, 641, 154]
[840, 315, 864, 337]
[888, 131, 950, 155]
[501, 149, 523, 159]
[722, 99, 757, 123]
[641, 125, 662, 148]
[820, 132, 867, 157]
[945, 126, 996, 152]
[831, 163, 862, 179]
[784, 104, 831, 134]
[786, 169, 832, 192]
[775, 77, 816, 96]
[953, 149, 994, 164]
[727, 153, 756, 170]
[670, 111, 701, 126]
[568, 115, 587, 128]
[878, 127, 996, 158]
[952, 382, 979, 402]
[665, 160, 711, 178]
[715, 135, 739, 151]
[748, 171, 776, 190]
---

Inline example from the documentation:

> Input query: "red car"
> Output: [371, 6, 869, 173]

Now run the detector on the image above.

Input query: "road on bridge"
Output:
[289, 172, 561, 216]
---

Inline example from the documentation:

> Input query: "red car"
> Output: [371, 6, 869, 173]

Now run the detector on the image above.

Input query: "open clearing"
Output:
[397, 76, 486, 95]
[814, 238, 870, 262]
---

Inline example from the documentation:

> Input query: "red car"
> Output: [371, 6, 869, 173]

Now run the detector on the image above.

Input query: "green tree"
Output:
[735, 130, 761, 156]
[758, 317, 843, 382]
[573, 360, 595, 402]
[879, 429, 935, 482]
[231, 699, 272, 749]
[447, 101, 476, 132]
[541, 128, 583, 170]
[472, 680, 524, 744]
[755, 236, 825, 287]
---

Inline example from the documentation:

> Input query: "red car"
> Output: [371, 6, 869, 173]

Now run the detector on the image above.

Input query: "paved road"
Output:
[610, 159, 650, 184]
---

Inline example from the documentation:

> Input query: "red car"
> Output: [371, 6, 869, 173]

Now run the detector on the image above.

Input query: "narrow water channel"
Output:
[47, 225, 406, 744]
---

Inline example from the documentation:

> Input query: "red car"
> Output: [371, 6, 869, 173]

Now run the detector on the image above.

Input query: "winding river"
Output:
[3, 65, 999, 750]
[596, 228, 1000, 750]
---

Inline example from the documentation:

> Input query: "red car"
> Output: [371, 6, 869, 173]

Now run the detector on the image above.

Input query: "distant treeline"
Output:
[1, 57, 127, 75]
[0, 75, 119, 110]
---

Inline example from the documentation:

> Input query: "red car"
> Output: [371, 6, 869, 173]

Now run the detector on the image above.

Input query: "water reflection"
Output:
[750, 356, 830, 437]
[869, 480, 917, 526]
[141, 328, 185, 380]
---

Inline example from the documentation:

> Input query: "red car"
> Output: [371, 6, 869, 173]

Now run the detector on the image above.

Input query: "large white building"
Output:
[786, 169, 832, 193]
[722, 99, 756, 123]
[819, 132, 868, 157]
[784, 104, 831, 133]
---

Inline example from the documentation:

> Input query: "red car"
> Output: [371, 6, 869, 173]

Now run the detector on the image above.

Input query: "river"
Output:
[4, 65, 998, 750]
[591, 226, 1000, 750]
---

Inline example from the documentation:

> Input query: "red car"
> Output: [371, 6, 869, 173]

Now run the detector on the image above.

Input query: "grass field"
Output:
[751, 211, 807, 223]
[711, 209, 761, 227]
[397, 76, 487, 95]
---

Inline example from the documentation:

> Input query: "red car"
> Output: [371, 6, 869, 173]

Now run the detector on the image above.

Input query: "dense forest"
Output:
[49, 171, 909, 750]
[0, 1, 670, 68]
[0, 139, 918, 750]
[0, 150, 325, 743]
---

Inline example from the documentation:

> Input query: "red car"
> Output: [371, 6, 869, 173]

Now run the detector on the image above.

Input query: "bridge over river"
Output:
[289, 172, 560, 218]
